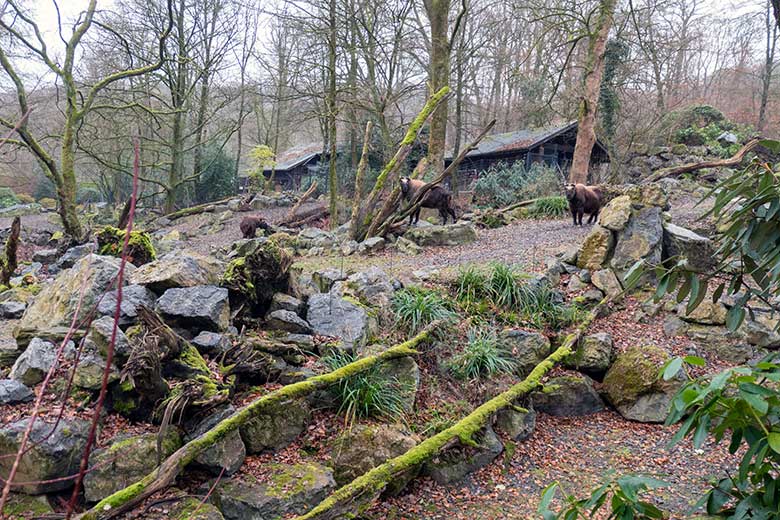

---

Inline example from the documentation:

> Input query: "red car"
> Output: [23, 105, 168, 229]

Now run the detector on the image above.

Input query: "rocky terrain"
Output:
[0, 180, 765, 520]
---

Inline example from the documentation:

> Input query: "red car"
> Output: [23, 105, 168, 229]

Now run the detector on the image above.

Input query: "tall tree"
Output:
[0, 0, 173, 238]
[569, 0, 618, 185]
[759, 0, 778, 132]
[327, 0, 339, 228]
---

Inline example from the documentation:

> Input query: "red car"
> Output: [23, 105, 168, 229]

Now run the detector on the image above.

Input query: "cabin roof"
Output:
[261, 145, 322, 173]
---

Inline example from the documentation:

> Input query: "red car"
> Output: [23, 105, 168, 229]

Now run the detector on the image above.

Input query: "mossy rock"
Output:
[222, 240, 292, 313]
[577, 226, 614, 271]
[96, 226, 156, 267]
[602, 345, 682, 423]
[2, 493, 53, 519]
[168, 495, 224, 520]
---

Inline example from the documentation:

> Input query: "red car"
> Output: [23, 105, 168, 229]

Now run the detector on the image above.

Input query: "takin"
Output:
[239, 215, 272, 239]
[399, 176, 457, 225]
[564, 183, 602, 226]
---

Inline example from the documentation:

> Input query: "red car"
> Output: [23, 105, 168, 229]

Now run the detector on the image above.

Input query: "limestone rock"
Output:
[396, 236, 423, 255]
[566, 332, 614, 376]
[603, 345, 682, 423]
[577, 226, 614, 271]
[739, 311, 780, 348]
[311, 268, 347, 293]
[87, 316, 131, 366]
[16, 255, 132, 342]
[269, 293, 304, 315]
[306, 293, 375, 351]
[168, 496, 224, 520]
[598, 195, 632, 231]
[2, 493, 53, 518]
[331, 424, 420, 493]
[610, 206, 663, 276]
[212, 462, 336, 520]
[239, 399, 310, 453]
[499, 329, 551, 377]
[265, 310, 312, 334]
[192, 331, 233, 356]
[358, 236, 386, 254]
[0, 417, 89, 494]
[403, 223, 477, 247]
[495, 404, 536, 441]
[96, 284, 156, 326]
[592, 269, 622, 298]
[423, 425, 503, 484]
[677, 300, 727, 325]
[531, 373, 605, 416]
[129, 251, 224, 293]
[84, 430, 182, 502]
[186, 405, 246, 476]
[156, 285, 230, 331]
[0, 379, 33, 405]
[0, 301, 25, 319]
[341, 267, 396, 309]
[50, 243, 96, 273]
[662, 223, 716, 273]
[10, 338, 68, 386]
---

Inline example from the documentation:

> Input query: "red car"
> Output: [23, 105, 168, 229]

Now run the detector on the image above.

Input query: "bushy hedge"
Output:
[473, 162, 560, 208]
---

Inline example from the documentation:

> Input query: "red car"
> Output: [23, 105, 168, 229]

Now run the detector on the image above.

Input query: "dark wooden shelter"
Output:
[444, 121, 609, 184]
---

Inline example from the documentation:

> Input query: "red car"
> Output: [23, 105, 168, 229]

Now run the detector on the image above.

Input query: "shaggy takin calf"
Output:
[239, 215, 272, 239]
[564, 183, 602, 226]
[399, 177, 457, 225]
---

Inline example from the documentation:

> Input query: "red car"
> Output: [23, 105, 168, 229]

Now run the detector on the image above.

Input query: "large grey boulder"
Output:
[499, 329, 551, 376]
[677, 300, 727, 325]
[495, 404, 536, 441]
[0, 379, 33, 404]
[663, 223, 716, 273]
[50, 243, 96, 273]
[239, 399, 310, 453]
[0, 300, 26, 319]
[87, 316, 131, 366]
[96, 284, 156, 326]
[15, 255, 132, 344]
[577, 226, 614, 271]
[129, 251, 224, 293]
[156, 285, 230, 331]
[340, 267, 396, 309]
[212, 462, 336, 520]
[269, 293, 304, 315]
[10, 338, 68, 386]
[603, 345, 682, 423]
[610, 206, 663, 277]
[306, 293, 375, 351]
[84, 430, 182, 502]
[531, 373, 605, 416]
[169, 496, 224, 520]
[598, 195, 632, 231]
[739, 311, 780, 349]
[192, 331, 232, 356]
[591, 268, 622, 298]
[331, 424, 420, 494]
[265, 310, 312, 334]
[423, 425, 503, 484]
[311, 269, 347, 293]
[185, 406, 246, 477]
[403, 222, 477, 247]
[0, 417, 89, 494]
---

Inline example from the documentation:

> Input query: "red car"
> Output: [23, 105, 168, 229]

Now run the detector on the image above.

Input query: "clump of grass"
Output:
[454, 265, 490, 308]
[448, 328, 515, 380]
[526, 196, 568, 218]
[322, 350, 410, 424]
[516, 280, 580, 330]
[392, 287, 457, 333]
[489, 263, 521, 308]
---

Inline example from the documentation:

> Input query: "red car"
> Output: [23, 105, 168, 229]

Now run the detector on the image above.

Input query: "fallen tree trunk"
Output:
[286, 181, 318, 222]
[644, 138, 761, 183]
[0, 216, 20, 285]
[162, 196, 236, 221]
[291, 299, 609, 520]
[77, 324, 440, 520]
[280, 203, 329, 228]
[347, 121, 374, 240]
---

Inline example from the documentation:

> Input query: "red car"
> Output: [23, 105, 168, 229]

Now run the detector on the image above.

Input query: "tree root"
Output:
[76, 324, 441, 520]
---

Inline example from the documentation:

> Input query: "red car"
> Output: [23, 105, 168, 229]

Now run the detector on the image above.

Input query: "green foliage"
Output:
[526, 196, 568, 218]
[195, 145, 237, 203]
[538, 473, 668, 520]
[392, 287, 457, 334]
[599, 38, 630, 140]
[0, 187, 19, 209]
[657, 353, 780, 518]
[448, 328, 515, 380]
[474, 162, 561, 208]
[16, 193, 34, 204]
[246, 144, 276, 189]
[673, 122, 746, 157]
[454, 265, 490, 310]
[321, 350, 410, 424]
[95, 226, 156, 266]
[515, 280, 580, 330]
[76, 185, 101, 204]
[642, 145, 780, 333]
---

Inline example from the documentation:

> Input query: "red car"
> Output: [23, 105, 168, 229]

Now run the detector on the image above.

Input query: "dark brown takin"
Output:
[399, 176, 457, 225]
[564, 183, 602, 226]
[239, 215, 272, 239]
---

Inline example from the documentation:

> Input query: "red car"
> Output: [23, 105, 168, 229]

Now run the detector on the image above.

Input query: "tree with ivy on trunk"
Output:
[568, 0, 618, 185]
[0, 0, 174, 240]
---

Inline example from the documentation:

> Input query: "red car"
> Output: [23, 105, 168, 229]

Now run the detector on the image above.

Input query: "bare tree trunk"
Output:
[424, 0, 451, 172]
[167, 0, 188, 213]
[759, 0, 777, 132]
[569, 0, 617, 185]
[327, 0, 339, 229]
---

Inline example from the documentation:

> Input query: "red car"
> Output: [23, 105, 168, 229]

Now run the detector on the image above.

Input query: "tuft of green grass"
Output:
[322, 350, 410, 424]
[489, 263, 521, 308]
[454, 265, 490, 309]
[392, 287, 457, 333]
[516, 281, 581, 330]
[448, 328, 515, 380]
[526, 196, 568, 218]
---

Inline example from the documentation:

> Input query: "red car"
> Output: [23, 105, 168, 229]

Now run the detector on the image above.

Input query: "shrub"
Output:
[16, 193, 34, 204]
[0, 187, 19, 209]
[526, 196, 568, 218]
[321, 350, 410, 424]
[38, 198, 56, 209]
[195, 145, 237, 203]
[473, 162, 561, 208]
[392, 287, 457, 334]
[448, 328, 515, 380]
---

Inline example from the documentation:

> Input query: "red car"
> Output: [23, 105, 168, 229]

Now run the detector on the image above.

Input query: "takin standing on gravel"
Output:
[564, 183, 602, 226]
[239, 215, 272, 239]
[399, 176, 458, 225]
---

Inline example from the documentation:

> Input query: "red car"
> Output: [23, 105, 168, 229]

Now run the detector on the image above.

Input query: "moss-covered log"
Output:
[162, 196, 235, 221]
[290, 299, 609, 520]
[644, 138, 760, 183]
[77, 325, 440, 520]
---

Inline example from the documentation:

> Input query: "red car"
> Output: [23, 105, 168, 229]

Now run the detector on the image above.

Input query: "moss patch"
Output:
[96, 226, 156, 266]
